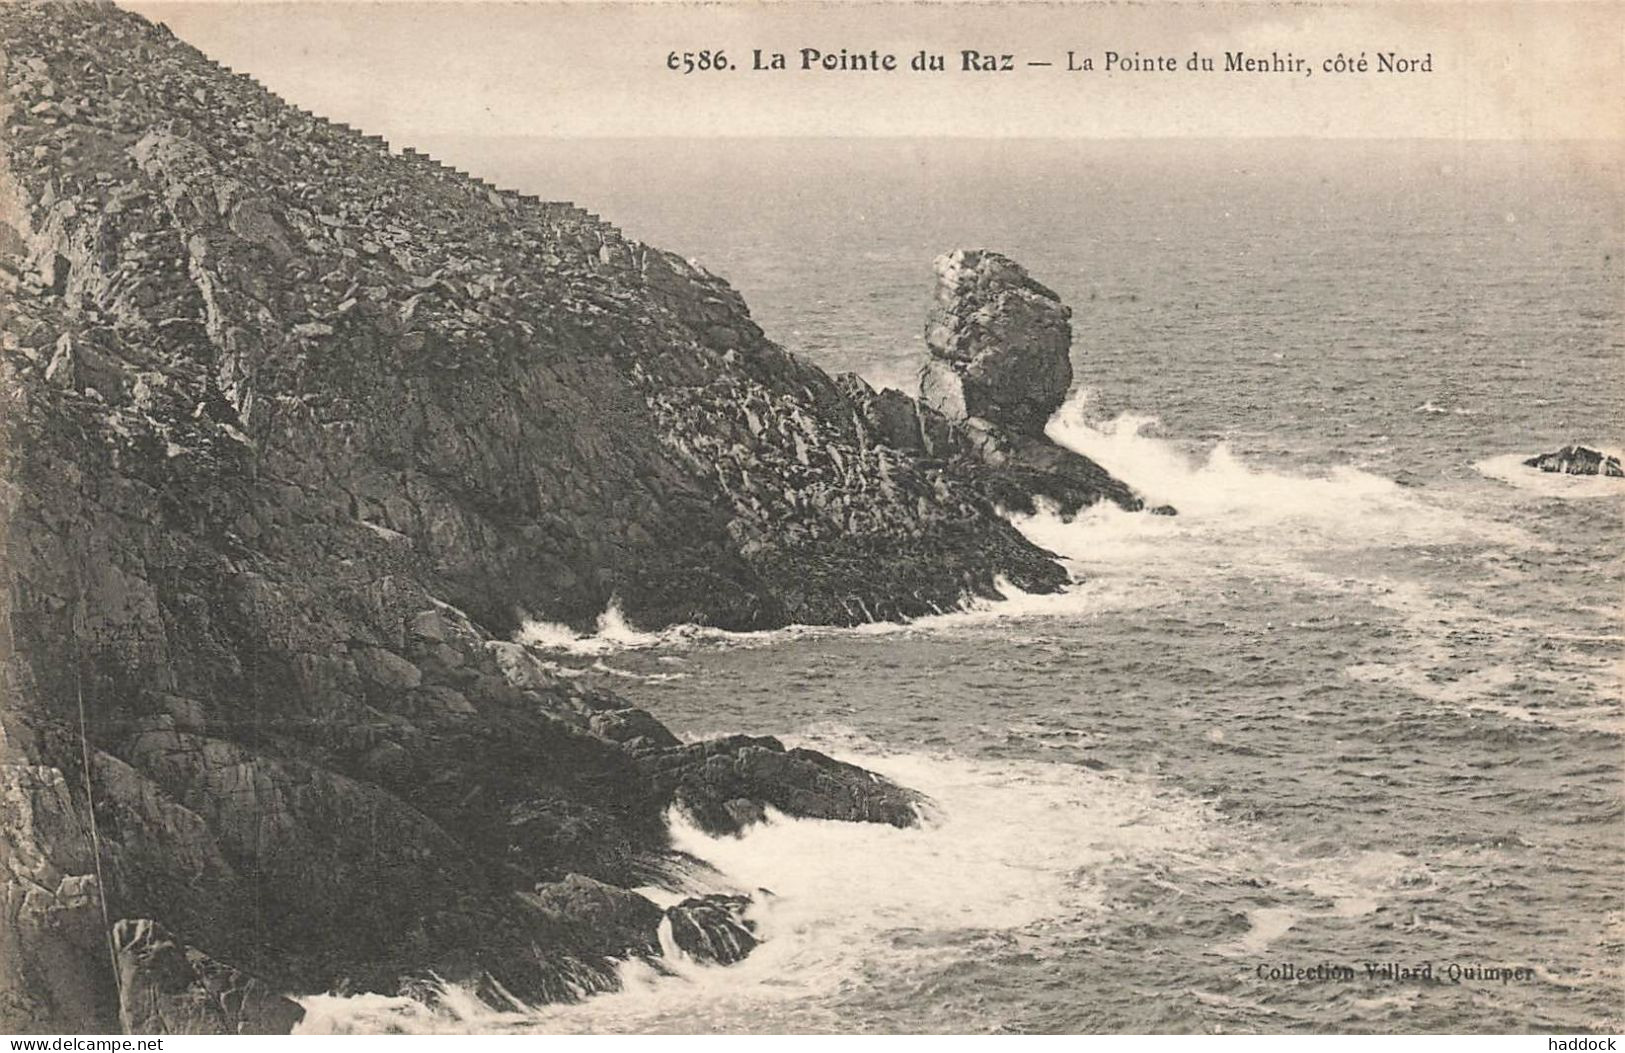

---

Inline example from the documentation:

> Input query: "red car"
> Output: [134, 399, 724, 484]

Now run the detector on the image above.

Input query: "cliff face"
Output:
[0, 1, 1147, 1032]
[0, 4, 1074, 637]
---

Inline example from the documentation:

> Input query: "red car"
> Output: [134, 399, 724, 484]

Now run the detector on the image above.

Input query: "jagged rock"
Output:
[43, 332, 123, 398]
[522, 874, 663, 961]
[642, 735, 925, 835]
[112, 919, 304, 1035]
[665, 894, 757, 964]
[0, 767, 118, 1032]
[834, 372, 953, 457]
[1524, 445, 1624, 477]
[922, 249, 1074, 436]
[588, 708, 681, 751]
[353, 646, 422, 692]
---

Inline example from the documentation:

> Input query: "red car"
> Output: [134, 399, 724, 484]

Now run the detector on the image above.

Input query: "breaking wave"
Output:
[516, 389, 1546, 671]
[297, 726, 1449, 1034]
[1033, 389, 1536, 557]
[294, 735, 1220, 1033]
[516, 601, 679, 656]
[514, 575, 1161, 660]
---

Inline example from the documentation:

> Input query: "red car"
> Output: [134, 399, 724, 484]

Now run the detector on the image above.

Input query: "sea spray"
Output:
[300, 743, 1229, 1033]
[514, 575, 1161, 659]
[297, 729, 1455, 1034]
[1039, 389, 1534, 552]
[516, 597, 677, 655]
[515, 390, 1537, 683]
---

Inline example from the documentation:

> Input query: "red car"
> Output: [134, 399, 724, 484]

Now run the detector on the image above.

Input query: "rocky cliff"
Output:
[0, 1, 1150, 1033]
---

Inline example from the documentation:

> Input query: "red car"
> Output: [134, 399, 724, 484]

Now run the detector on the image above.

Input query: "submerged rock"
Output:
[665, 895, 758, 965]
[1524, 445, 1624, 477]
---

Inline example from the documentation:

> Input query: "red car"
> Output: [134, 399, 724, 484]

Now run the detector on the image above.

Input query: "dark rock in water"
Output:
[969, 425, 1149, 517]
[665, 895, 758, 965]
[641, 735, 926, 835]
[1524, 445, 1624, 477]
[922, 249, 1073, 436]
[838, 370, 1145, 517]
[113, 919, 304, 1034]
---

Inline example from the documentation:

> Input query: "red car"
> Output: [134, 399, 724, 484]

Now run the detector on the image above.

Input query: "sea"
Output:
[300, 138, 1623, 1034]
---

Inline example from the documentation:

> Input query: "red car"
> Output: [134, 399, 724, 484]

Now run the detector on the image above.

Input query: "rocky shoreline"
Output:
[0, 2, 1156, 1033]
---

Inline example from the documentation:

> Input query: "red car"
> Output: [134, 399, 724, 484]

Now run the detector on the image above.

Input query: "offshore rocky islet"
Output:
[1522, 444, 1624, 478]
[0, 0, 1155, 1034]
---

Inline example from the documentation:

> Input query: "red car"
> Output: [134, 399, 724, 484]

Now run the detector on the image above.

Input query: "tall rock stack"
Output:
[921, 248, 1075, 437]
[915, 250, 1159, 516]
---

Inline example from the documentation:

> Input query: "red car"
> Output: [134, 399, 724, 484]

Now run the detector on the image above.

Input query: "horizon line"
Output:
[409, 133, 1624, 145]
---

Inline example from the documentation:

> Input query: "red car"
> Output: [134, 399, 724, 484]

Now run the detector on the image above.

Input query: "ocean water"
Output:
[304, 139, 1623, 1034]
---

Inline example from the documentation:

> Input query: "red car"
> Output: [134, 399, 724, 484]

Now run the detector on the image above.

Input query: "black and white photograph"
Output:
[0, 0, 1620, 1038]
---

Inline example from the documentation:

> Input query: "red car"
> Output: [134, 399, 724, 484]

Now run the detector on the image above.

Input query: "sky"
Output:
[125, 2, 1624, 142]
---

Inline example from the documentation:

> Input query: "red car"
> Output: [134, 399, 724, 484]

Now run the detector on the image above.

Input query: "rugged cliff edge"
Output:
[0, 1, 1150, 1032]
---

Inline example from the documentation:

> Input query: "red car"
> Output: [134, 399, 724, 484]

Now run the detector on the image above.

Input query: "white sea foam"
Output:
[1208, 845, 1432, 958]
[1414, 399, 1476, 416]
[516, 599, 678, 656]
[1226, 906, 1301, 954]
[514, 573, 1163, 661]
[299, 738, 1234, 1034]
[298, 979, 527, 1034]
[514, 388, 1548, 699]
[1019, 391, 1625, 731]
[513, 389, 1546, 668]
[517, 389, 1507, 664]
[297, 725, 1447, 1033]
[1036, 389, 1535, 555]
